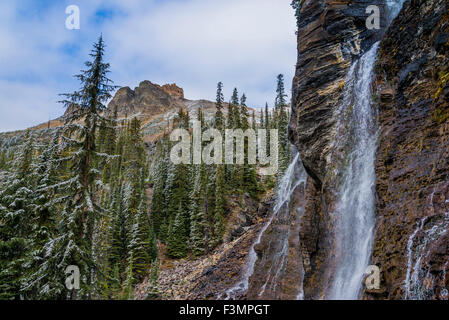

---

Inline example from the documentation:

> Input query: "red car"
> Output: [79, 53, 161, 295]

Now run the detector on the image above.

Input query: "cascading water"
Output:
[223, 150, 307, 300]
[327, 42, 380, 300]
[404, 212, 449, 300]
[327, 0, 406, 300]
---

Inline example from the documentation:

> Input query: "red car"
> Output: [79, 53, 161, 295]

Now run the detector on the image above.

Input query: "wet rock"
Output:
[370, 0, 449, 300]
[289, 0, 389, 299]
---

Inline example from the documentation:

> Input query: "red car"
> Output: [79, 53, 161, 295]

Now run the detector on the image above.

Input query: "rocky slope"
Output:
[135, 193, 273, 300]
[370, 0, 449, 299]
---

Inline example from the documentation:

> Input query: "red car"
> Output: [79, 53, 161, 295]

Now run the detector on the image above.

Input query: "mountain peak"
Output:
[107, 81, 185, 119]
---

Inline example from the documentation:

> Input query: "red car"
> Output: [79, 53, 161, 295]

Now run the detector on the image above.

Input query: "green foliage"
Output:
[145, 258, 160, 300]
[167, 203, 188, 259]
[291, 0, 303, 28]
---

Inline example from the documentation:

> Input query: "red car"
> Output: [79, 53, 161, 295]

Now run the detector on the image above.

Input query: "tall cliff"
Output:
[249, 0, 390, 299]
[250, 0, 448, 300]
[371, 0, 449, 300]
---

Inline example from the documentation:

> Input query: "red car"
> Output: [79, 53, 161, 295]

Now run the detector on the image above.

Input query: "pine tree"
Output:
[264, 103, 271, 157]
[101, 106, 118, 184]
[148, 225, 158, 262]
[0, 131, 35, 299]
[167, 202, 188, 258]
[231, 88, 239, 106]
[212, 164, 226, 248]
[122, 254, 134, 300]
[21, 132, 61, 299]
[145, 258, 160, 299]
[274, 74, 290, 174]
[0, 149, 6, 170]
[34, 35, 118, 299]
[215, 82, 225, 131]
[240, 93, 247, 108]
[189, 165, 207, 256]
[149, 139, 167, 238]
[275, 74, 288, 109]
[122, 117, 151, 281]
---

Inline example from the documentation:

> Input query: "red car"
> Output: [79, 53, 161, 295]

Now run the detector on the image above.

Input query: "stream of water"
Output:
[223, 151, 306, 300]
[327, 42, 380, 300]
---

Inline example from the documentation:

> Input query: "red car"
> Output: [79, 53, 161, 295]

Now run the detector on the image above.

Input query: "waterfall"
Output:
[404, 212, 449, 299]
[223, 150, 307, 300]
[327, 42, 380, 300]
[326, 0, 406, 300]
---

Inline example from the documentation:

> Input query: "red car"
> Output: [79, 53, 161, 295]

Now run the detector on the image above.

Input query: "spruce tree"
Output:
[167, 202, 188, 258]
[36, 35, 118, 299]
[0, 131, 35, 299]
[21, 132, 61, 299]
[149, 139, 167, 238]
[275, 74, 288, 109]
[212, 164, 226, 247]
[189, 164, 207, 256]
[146, 258, 160, 299]
[215, 82, 225, 131]
[0, 149, 6, 170]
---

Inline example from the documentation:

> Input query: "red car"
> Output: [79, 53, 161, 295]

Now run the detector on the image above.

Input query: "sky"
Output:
[0, 0, 297, 132]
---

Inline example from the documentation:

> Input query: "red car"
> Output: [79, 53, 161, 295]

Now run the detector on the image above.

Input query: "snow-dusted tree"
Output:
[145, 258, 160, 300]
[189, 164, 207, 256]
[20, 131, 62, 299]
[215, 82, 225, 131]
[149, 138, 168, 238]
[167, 202, 188, 258]
[212, 164, 226, 248]
[0, 131, 35, 299]
[32, 35, 118, 299]
[125, 119, 151, 280]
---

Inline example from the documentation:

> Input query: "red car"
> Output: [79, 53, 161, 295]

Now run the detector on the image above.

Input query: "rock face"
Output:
[370, 0, 449, 299]
[290, 0, 386, 184]
[107, 81, 185, 118]
[247, 152, 307, 300]
[282, 0, 449, 300]
[281, 0, 390, 299]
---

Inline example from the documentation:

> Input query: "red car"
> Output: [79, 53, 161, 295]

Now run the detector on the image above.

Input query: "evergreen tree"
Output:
[240, 93, 247, 107]
[275, 74, 288, 109]
[0, 149, 6, 170]
[21, 132, 61, 298]
[121, 254, 134, 300]
[149, 139, 167, 238]
[212, 164, 226, 247]
[231, 88, 239, 106]
[35, 35, 118, 299]
[167, 202, 188, 259]
[215, 82, 225, 131]
[189, 165, 207, 256]
[145, 258, 160, 299]
[0, 131, 35, 299]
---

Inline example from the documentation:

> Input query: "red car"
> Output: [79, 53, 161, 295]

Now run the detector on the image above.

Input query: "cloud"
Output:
[0, 0, 297, 132]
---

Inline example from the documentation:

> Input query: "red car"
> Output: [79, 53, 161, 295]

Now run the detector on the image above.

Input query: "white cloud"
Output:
[0, 0, 297, 132]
